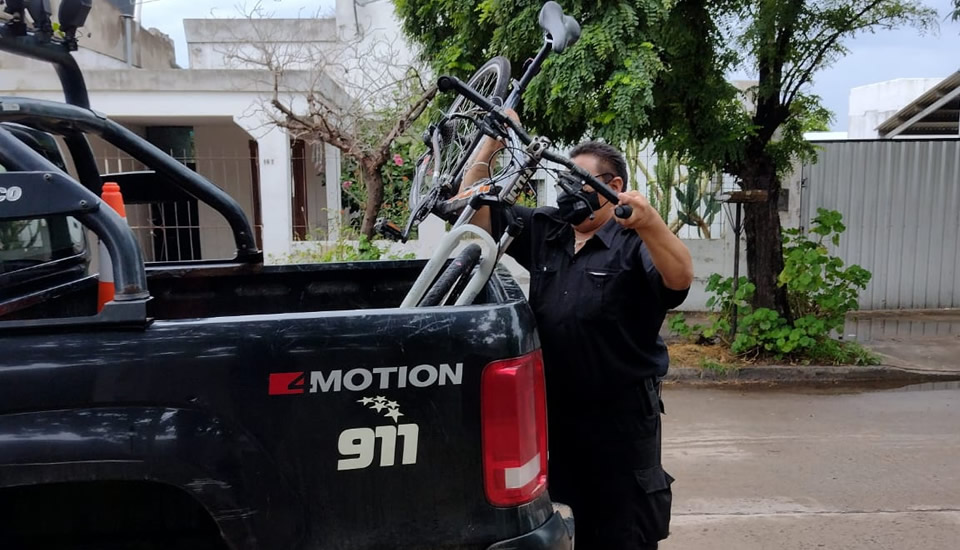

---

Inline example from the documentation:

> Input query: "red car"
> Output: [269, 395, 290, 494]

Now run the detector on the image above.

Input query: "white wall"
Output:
[847, 78, 943, 139]
[193, 124, 258, 259]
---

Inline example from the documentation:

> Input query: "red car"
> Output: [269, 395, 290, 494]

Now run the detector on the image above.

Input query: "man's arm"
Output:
[459, 136, 503, 235]
[458, 109, 522, 235]
[616, 191, 694, 290]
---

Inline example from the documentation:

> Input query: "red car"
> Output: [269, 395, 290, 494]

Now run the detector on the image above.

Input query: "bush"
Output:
[271, 228, 416, 264]
[341, 142, 418, 233]
[673, 209, 878, 365]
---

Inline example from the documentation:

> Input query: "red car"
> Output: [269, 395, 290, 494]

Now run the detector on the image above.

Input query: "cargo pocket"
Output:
[633, 465, 674, 544]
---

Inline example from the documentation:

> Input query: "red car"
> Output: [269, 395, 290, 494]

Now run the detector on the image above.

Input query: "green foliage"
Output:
[683, 210, 876, 365]
[395, 0, 934, 314]
[273, 228, 416, 264]
[779, 208, 872, 331]
[649, 0, 935, 177]
[393, 0, 668, 145]
[699, 358, 739, 376]
[630, 145, 723, 237]
[648, 151, 680, 223]
[668, 312, 694, 340]
[341, 143, 418, 232]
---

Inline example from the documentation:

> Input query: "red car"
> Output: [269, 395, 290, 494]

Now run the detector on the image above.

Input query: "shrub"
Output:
[674, 209, 878, 365]
[271, 228, 416, 264]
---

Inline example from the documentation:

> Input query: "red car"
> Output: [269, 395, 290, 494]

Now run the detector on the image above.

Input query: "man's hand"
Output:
[616, 191, 694, 290]
[615, 191, 664, 235]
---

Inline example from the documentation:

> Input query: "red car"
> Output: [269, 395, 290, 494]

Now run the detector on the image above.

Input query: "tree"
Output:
[647, 0, 935, 317]
[229, 4, 437, 238]
[395, 0, 935, 318]
[393, 0, 666, 145]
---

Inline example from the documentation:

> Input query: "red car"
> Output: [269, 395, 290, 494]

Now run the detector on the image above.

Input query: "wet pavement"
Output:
[660, 383, 960, 549]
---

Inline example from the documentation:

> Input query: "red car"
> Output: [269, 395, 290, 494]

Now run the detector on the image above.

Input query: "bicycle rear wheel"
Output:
[418, 243, 483, 307]
[409, 56, 512, 211]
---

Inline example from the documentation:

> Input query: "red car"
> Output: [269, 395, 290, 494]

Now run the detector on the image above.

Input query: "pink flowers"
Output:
[393, 154, 404, 167]
[341, 180, 353, 189]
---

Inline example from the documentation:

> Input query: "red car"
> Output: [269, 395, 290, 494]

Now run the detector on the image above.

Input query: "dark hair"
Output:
[569, 140, 628, 189]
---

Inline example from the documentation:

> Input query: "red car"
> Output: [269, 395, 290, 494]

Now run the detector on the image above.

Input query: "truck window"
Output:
[0, 164, 87, 276]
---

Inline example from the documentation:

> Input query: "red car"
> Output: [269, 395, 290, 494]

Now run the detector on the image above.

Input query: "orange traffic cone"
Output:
[97, 182, 127, 312]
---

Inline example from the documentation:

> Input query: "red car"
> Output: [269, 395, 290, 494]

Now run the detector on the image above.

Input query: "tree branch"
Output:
[375, 84, 439, 162]
[783, 0, 887, 107]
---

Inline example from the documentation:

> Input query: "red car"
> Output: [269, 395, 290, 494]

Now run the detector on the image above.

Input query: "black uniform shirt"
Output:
[502, 206, 688, 411]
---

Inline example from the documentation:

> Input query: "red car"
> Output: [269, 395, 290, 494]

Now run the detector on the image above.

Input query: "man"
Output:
[463, 120, 693, 549]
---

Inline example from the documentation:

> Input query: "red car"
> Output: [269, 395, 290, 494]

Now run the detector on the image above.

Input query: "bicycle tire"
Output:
[418, 243, 483, 307]
[408, 56, 512, 211]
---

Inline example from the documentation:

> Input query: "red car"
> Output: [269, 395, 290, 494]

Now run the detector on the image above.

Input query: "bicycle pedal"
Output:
[375, 218, 405, 242]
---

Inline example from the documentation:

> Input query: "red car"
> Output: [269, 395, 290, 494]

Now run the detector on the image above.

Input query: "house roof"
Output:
[877, 70, 960, 138]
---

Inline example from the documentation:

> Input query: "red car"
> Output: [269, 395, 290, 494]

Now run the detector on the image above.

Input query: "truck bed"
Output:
[0, 264, 556, 549]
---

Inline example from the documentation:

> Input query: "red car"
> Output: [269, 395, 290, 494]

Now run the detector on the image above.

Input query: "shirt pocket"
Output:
[582, 267, 627, 320]
[530, 265, 558, 307]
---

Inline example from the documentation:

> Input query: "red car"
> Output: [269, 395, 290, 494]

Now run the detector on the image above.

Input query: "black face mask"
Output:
[557, 189, 601, 225]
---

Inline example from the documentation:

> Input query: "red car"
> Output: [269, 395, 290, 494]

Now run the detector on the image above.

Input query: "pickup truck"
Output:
[0, 4, 571, 549]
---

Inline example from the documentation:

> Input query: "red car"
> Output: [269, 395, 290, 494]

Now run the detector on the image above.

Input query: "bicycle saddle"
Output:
[539, 1, 581, 54]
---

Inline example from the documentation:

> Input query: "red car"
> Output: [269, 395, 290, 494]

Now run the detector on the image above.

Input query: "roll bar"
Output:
[0, 125, 149, 301]
[0, 6, 261, 262]
[0, 97, 261, 261]
[0, 20, 90, 108]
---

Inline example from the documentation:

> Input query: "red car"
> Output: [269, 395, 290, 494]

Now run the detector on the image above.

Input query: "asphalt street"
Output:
[659, 382, 960, 550]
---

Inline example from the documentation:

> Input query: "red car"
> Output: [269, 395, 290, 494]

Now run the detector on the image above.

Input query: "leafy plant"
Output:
[629, 146, 723, 238]
[681, 210, 876, 365]
[668, 312, 694, 340]
[779, 208, 873, 332]
[341, 143, 418, 234]
[273, 228, 415, 264]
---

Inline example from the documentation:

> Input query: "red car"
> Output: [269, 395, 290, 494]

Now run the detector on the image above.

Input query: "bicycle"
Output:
[393, 1, 634, 308]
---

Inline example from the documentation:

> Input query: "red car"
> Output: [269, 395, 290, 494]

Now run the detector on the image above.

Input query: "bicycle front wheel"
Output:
[409, 56, 512, 210]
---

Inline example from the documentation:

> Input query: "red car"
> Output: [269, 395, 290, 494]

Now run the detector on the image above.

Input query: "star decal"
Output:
[358, 396, 407, 423]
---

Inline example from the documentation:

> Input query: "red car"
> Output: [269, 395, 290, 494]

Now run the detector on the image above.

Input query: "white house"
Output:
[0, 0, 430, 263]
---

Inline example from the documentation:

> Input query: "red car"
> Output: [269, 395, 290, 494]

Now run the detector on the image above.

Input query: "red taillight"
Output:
[481, 350, 548, 507]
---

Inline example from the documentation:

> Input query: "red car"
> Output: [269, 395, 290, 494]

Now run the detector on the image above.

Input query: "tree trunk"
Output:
[740, 165, 792, 321]
[360, 161, 385, 239]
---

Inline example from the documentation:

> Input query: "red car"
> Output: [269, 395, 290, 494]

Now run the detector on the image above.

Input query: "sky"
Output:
[141, 0, 960, 132]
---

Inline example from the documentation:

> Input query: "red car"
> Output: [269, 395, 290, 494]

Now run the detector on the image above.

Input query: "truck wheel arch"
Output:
[0, 406, 304, 549]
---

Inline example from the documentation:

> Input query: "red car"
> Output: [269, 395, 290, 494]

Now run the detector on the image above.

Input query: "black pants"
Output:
[548, 379, 673, 550]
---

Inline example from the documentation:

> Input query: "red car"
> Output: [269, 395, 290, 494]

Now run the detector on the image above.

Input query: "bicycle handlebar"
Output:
[436, 77, 632, 220]
[540, 149, 633, 220]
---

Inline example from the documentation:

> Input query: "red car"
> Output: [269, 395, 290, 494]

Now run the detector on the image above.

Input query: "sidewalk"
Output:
[663, 334, 960, 386]
[862, 335, 960, 374]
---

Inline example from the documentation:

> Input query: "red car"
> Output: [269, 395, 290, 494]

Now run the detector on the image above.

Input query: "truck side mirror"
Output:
[27, 0, 53, 34]
[58, 0, 92, 39]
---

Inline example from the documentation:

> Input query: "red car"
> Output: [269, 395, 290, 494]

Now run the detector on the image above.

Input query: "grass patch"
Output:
[668, 340, 881, 368]
[698, 358, 740, 376]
